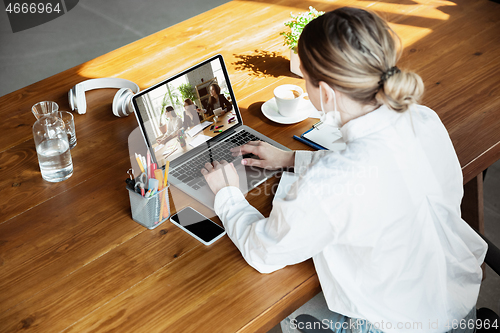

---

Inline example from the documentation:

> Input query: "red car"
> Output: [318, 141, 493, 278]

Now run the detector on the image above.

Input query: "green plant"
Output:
[168, 89, 181, 106]
[178, 83, 198, 104]
[280, 6, 324, 53]
[160, 91, 169, 111]
[159, 91, 169, 124]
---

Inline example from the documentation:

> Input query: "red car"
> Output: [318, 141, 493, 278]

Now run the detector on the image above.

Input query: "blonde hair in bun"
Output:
[298, 7, 424, 112]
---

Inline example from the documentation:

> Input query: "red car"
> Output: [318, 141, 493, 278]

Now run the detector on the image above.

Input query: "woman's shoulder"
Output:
[411, 104, 442, 122]
[408, 104, 451, 139]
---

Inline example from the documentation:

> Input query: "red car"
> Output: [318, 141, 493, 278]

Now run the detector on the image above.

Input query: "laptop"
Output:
[131, 54, 290, 209]
[213, 107, 224, 117]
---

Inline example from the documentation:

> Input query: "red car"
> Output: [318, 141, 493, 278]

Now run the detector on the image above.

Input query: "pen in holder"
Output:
[127, 185, 170, 229]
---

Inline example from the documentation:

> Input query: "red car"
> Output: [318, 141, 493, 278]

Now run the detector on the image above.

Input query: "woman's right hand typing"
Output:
[231, 141, 295, 170]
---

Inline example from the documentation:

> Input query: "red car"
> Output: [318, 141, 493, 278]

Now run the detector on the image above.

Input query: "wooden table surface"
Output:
[1, 0, 499, 332]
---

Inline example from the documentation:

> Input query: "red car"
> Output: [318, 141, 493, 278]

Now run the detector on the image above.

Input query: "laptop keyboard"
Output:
[170, 130, 262, 190]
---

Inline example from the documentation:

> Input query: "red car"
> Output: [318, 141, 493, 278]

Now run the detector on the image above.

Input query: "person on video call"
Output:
[183, 98, 202, 127]
[200, 7, 487, 333]
[205, 83, 232, 117]
[156, 106, 182, 145]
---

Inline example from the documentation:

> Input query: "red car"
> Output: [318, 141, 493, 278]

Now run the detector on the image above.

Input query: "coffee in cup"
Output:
[279, 89, 301, 100]
[274, 84, 304, 117]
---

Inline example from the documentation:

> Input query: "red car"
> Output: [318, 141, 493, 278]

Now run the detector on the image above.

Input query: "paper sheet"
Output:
[162, 142, 178, 155]
[189, 134, 212, 148]
[187, 121, 212, 137]
[303, 124, 346, 151]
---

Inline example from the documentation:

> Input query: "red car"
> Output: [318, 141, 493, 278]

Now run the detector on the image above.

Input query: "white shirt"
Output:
[214, 104, 487, 333]
[163, 116, 182, 138]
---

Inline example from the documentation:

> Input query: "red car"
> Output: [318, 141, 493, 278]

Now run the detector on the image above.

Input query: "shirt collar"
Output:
[339, 104, 402, 142]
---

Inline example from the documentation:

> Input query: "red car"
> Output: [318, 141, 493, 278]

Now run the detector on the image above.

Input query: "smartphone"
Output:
[170, 207, 226, 245]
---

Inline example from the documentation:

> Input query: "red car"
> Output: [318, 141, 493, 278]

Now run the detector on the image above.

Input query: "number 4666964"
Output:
[5, 2, 62, 14]
[445, 319, 499, 330]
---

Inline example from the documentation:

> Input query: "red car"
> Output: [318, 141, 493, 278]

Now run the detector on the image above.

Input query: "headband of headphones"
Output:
[68, 78, 140, 117]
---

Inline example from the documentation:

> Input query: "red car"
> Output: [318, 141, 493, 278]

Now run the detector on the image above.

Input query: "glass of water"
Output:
[33, 114, 73, 182]
[57, 111, 77, 149]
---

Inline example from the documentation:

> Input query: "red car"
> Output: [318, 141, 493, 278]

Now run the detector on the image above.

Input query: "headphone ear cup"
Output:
[68, 88, 75, 111]
[75, 84, 87, 114]
[123, 89, 135, 116]
[112, 88, 134, 117]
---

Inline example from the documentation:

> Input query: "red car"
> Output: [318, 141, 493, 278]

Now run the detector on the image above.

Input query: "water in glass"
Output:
[33, 114, 73, 182]
[36, 138, 73, 182]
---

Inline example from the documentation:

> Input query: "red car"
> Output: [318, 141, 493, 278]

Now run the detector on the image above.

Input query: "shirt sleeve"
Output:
[165, 118, 180, 136]
[214, 174, 335, 274]
[165, 121, 172, 136]
[294, 150, 331, 175]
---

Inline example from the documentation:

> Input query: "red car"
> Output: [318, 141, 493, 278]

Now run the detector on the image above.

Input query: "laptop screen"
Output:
[132, 54, 241, 168]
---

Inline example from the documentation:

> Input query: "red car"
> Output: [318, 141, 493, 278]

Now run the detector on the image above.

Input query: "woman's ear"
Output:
[318, 81, 336, 106]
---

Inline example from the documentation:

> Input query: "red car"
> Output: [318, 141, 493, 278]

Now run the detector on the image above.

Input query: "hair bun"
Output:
[297, 7, 424, 112]
[378, 66, 400, 86]
[376, 69, 424, 112]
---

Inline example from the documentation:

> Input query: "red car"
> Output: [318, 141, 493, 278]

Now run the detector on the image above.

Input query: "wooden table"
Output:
[1, 0, 499, 332]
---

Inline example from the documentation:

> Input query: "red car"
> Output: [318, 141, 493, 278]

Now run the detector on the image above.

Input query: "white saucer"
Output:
[261, 97, 314, 124]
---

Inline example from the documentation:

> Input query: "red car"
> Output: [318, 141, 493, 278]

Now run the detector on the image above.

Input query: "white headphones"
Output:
[68, 78, 140, 117]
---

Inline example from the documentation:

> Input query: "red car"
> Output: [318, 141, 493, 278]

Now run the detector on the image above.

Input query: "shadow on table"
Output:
[232, 50, 298, 79]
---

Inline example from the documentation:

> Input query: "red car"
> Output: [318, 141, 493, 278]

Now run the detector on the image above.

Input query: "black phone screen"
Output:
[170, 207, 225, 242]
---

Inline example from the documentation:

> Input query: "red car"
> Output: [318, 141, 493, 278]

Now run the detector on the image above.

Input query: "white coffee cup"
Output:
[274, 84, 305, 117]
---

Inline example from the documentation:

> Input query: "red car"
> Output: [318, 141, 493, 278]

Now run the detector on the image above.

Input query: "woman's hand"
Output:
[231, 141, 295, 170]
[156, 134, 167, 145]
[157, 133, 175, 145]
[201, 160, 239, 195]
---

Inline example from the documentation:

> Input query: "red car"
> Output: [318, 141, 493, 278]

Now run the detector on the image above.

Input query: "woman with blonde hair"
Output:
[201, 7, 486, 333]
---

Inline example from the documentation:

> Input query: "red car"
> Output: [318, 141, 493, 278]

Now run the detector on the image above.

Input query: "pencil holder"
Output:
[127, 185, 171, 229]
